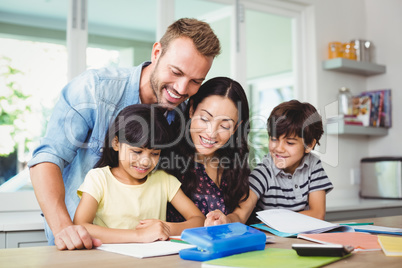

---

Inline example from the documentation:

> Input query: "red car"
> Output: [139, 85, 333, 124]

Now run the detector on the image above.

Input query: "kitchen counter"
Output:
[1, 199, 401, 232]
[326, 198, 402, 221]
[0, 211, 43, 232]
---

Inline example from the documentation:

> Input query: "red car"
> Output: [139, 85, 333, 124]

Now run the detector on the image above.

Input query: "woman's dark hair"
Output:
[168, 77, 250, 214]
[267, 99, 323, 147]
[95, 104, 172, 168]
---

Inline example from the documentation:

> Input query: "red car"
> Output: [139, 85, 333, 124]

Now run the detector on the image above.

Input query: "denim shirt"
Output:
[27, 61, 179, 244]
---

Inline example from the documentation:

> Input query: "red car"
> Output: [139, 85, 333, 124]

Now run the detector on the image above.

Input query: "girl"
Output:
[73, 104, 204, 244]
[165, 77, 250, 226]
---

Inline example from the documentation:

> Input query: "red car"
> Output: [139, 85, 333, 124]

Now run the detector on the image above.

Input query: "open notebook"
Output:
[252, 209, 353, 237]
[97, 240, 195, 258]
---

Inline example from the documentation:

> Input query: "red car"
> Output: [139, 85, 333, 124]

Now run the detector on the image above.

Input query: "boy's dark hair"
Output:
[267, 100, 323, 147]
[95, 104, 172, 168]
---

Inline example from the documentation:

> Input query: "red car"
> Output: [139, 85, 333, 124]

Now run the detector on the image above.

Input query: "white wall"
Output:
[365, 0, 402, 156]
[310, 0, 401, 203]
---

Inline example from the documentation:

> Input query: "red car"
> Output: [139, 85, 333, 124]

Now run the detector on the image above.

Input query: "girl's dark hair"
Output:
[95, 104, 172, 168]
[168, 77, 250, 213]
[267, 99, 323, 147]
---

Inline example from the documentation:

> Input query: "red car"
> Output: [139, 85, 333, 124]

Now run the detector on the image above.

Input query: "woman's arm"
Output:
[299, 190, 326, 220]
[73, 193, 170, 243]
[163, 189, 205, 235]
[205, 189, 259, 226]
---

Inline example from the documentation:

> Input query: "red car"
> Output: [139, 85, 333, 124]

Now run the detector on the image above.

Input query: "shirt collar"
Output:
[268, 153, 311, 177]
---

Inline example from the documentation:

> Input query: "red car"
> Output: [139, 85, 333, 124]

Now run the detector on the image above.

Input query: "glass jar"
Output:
[338, 87, 352, 115]
[342, 42, 356, 60]
[328, 42, 343, 59]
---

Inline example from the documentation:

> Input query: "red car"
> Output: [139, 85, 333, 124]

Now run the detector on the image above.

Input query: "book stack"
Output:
[352, 89, 392, 128]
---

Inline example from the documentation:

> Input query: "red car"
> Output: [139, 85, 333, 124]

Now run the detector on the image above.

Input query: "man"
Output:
[28, 18, 221, 250]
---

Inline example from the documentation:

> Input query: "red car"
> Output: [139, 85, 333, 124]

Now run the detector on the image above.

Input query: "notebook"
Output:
[297, 232, 381, 251]
[201, 248, 350, 268]
[378, 235, 402, 256]
[252, 209, 353, 237]
[97, 241, 195, 258]
[351, 225, 402, 235]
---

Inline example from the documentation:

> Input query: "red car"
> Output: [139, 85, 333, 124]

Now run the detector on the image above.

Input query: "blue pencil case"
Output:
[179, 222, 266, 262]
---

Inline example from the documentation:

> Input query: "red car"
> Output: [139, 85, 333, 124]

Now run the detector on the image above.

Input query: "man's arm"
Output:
[30, 162, 100, 250]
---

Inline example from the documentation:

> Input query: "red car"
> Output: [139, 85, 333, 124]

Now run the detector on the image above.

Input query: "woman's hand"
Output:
[204, 209, 230, 226]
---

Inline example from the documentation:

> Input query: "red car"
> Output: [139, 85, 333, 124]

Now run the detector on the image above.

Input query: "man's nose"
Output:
[174, 78, 189, 95]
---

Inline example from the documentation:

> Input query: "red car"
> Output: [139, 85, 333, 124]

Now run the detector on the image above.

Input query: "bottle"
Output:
[328, 42, 343, 59]
[338, 87, 352, 115]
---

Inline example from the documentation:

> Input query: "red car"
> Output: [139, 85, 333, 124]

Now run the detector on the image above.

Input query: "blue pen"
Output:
[339, 222, 374, 226]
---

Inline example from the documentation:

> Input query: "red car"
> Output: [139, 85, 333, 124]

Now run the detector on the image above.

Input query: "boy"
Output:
[205, 100, 333, 226]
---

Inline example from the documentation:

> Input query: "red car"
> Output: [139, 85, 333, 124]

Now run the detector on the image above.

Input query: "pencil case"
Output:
[179, 222, 266, 261]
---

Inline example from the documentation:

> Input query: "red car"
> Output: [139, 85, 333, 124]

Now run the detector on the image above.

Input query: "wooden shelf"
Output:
[322, 58, 386, 76]
[326, 121, 388, 136]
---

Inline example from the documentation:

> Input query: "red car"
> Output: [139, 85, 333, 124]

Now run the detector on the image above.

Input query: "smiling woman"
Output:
[164, 76, 250, 223]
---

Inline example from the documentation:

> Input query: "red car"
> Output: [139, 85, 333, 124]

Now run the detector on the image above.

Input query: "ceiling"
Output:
[0, 0, 224, 42]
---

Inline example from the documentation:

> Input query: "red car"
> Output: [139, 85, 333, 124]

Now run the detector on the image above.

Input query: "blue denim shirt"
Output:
[27, 61, 179, 244]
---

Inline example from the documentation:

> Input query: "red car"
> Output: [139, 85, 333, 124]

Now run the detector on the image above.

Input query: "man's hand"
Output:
[205, 209, 229, 226]
[54, 225, 102, 250]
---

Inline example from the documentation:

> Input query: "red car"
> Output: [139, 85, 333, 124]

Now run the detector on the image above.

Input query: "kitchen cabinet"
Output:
[0, 211, 47, 249]
[0, 230, 47, 249]
[322, 58, 386, 76]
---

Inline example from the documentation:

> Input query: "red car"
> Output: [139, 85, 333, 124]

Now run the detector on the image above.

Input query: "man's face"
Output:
[150, 37, 213, 109]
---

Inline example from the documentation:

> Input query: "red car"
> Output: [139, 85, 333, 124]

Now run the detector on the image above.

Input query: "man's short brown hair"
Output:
[160, 18, 221, 58]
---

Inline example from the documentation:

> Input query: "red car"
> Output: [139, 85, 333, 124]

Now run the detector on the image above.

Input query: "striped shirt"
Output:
[249, 153, 333, 216]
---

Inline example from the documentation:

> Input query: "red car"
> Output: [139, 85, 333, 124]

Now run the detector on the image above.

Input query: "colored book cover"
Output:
[378, 235, 402, 256]
[297, 232, 381, 251]
[352, 95, 371, 126]
[201, 248, 350, 268]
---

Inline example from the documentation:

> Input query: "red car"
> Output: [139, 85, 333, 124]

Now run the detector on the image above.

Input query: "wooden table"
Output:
[1, 216, 401, 268]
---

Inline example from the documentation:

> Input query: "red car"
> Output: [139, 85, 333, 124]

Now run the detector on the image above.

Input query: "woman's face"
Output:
[189, 95, 239, 159]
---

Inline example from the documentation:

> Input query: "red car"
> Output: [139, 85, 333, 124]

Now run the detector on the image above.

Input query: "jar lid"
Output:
[339, 87, 350, 92]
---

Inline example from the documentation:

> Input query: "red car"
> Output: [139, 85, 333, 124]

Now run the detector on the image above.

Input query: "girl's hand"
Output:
[135, 219, 170, 242]
[205, 210, 229, 226]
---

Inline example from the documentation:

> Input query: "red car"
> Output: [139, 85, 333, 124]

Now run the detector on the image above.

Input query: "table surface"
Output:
[1, 215, 401, 268]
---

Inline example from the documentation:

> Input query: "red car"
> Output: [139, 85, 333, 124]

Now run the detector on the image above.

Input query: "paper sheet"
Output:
[97, 241, 196, 258]
[256, 209, 352, 234]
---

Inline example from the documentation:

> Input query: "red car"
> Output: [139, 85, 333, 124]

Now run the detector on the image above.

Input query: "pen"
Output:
[169, 238, 190, 244]
[339, 222, 374, 226]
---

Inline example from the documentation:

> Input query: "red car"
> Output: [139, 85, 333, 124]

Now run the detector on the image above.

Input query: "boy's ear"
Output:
[112, 136, 119, 151]
[305, 139, 317, 154]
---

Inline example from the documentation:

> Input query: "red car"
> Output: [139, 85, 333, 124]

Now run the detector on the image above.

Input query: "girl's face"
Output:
[112, 138, 161, 184]
[268, 134, 314, 174]
[189, 95, 239, 160]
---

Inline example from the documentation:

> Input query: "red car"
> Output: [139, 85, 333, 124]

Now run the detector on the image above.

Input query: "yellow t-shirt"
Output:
[77, 166, 181, 229]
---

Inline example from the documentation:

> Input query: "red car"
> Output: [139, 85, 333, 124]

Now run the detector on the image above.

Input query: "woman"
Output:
[165, 77, 250, 225]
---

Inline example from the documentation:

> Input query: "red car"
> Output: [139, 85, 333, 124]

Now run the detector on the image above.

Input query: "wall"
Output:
[311, 0, 401, 204]
[365, 0, 402, 156]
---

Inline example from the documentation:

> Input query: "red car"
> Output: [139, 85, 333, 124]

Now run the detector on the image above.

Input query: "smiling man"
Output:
[28, 18, 220, 250]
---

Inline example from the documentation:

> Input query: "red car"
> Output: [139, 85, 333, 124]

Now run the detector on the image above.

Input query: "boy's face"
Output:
[268, 134, 313, 175]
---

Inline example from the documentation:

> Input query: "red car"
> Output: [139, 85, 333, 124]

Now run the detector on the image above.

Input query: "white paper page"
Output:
[97, 241, 196, 258]
[257, 209, 336, 234]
